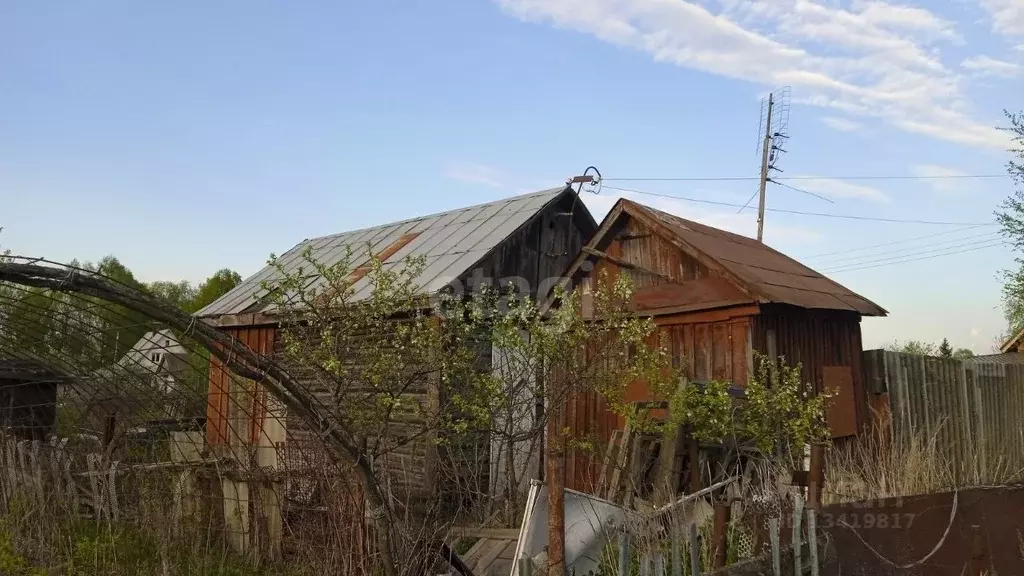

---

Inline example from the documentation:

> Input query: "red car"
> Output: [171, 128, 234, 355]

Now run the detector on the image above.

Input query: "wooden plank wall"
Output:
[866, 350, 1024, 482]
[751, 305, 866, 434]
[206, 326, 275, 447]
[564, 313, 754, 492]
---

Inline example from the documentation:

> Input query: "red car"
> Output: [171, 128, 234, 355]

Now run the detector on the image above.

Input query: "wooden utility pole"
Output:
[546, 396, 566, 576]
[756, 92, 774, 243]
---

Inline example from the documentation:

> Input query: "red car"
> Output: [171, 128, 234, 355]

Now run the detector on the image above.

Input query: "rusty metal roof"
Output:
[627, 201, 887, 316]
[198, 187, 584, 318]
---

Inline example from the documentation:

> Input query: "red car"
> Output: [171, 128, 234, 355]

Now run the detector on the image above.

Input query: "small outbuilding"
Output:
[548, 198, 887, 490]
[0, 359, 72, 441]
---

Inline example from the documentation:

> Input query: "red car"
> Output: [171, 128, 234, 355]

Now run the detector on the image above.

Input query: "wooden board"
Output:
[823, 365, 857, 438]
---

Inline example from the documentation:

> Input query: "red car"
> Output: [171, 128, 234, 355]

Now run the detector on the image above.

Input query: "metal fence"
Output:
[863, 350, 1024, 479]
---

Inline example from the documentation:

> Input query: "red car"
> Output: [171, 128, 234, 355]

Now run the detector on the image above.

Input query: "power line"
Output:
[803, 224, 997, 259]
[600, 184, 994, 226]
[769, 180, 834, 204]
[816, 231, 1005, 267]
[737, 189, 759, 214]
[823, 240, 1010, 273]
[603, 174, 1009, 183]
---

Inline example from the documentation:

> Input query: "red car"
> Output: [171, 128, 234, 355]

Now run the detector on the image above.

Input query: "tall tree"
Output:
[885, 339, 938, 356]
[995, 110, 1024, 336]
[938, 338, 953, 358]
[187, 269, 241, 313]
[148, 280, 196, 311]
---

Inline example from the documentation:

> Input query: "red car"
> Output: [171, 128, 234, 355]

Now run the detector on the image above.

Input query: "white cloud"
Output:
[781, 177, 889, 202]
[820, 116, 864, 132]
[962, 54, 1021, 77]
[495, 0, 1010, 149]
[912, 164, 969, 192]
[850, 0, 960, 41]
[442, 161, 507, 188]
[977, 0, 1024, 36]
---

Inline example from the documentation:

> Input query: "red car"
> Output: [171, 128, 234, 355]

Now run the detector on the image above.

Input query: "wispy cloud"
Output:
[962, 55, 1021, 77]
[850, 0, 961, 41]
[977, 0, 1024, 37]
[820, 116, 864, 132]
[495, 0, 1009, 149]
[912, 164, 970, 192]
[782, 177, 889, 202]
[442, 161, 508, 189]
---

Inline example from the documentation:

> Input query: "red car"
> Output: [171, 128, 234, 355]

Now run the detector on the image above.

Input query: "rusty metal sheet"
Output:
[630, 202, 886, 317]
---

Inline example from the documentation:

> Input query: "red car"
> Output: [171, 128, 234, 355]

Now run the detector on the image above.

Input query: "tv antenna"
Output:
[755, 86, 791, 242]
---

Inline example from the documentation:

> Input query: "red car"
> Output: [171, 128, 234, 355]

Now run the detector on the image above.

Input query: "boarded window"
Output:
[823, 365, 857, 438]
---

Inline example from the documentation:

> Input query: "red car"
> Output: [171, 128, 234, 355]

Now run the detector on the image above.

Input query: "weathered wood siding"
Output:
[564, 213, 761, 491]
[206, 326, 276, 447]
[564, 310, 755, 492]
[459, 193, 591, 302]
[751, 304, 866, 437]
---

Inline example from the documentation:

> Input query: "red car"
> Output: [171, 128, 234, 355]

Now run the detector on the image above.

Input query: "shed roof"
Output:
[554, 198, 886, 316]
[198, 186, 592, 318]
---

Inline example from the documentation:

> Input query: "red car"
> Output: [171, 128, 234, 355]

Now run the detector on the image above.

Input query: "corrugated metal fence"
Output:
[863, 350, 1024, 478]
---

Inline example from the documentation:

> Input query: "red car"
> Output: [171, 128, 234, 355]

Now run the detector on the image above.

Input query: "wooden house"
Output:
[549, 198, 887, 492]
[196, 186, 596, 498]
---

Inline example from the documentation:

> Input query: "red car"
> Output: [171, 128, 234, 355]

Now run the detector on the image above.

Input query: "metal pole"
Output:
[757, 93, 775, 243]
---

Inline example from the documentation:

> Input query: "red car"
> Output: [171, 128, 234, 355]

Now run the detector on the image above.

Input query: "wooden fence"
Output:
[863, 350, 1024, 479]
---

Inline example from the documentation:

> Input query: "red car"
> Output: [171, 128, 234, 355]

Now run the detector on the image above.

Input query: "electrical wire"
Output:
[823, 240, 1010, 273]
[815, 231, 1005, 267]
[769, 180, 834, 204]
[600, 184, 994, 226]
[603, 174, 1009, 182]
[802, 224, 997, 259]
[737, 189, 759, 214]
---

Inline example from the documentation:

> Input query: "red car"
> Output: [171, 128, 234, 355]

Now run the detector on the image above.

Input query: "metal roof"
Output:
[631, 202, 887, 316]
[197, 187, 575, 318]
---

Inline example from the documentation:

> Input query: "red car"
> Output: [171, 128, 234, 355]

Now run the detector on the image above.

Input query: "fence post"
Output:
[712, 501, 730, 569]
[792, 493, 804, 576]
[689, 521, 701, 576]
[654, 552, 665, 576]
[618, 531, 631, 576]
[86, 453, 103, 520]
[769, 518, 781, 576]
[107, 461, 119, 523]
[670, 517, 682, 576]
[29, 440, 44, 507]
[640, 551, 652, 576]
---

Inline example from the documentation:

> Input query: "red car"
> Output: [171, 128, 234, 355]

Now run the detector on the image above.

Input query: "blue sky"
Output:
[2, 0, 1023, 352]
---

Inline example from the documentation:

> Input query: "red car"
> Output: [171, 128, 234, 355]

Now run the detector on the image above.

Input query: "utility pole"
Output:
[756, 92, 774, 243]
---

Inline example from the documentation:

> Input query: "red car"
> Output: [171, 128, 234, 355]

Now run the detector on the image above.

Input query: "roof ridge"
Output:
[309, 186, 570, 243]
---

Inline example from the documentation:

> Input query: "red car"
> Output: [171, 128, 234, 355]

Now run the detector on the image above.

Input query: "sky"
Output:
[2, 1, 1023, 353]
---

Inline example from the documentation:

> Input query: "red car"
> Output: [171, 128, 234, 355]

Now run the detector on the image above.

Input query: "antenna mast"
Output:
[755, 87, 791, 242]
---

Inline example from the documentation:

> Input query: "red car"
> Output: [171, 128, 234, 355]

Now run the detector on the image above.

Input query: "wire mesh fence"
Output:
[0, 257, 433, 574]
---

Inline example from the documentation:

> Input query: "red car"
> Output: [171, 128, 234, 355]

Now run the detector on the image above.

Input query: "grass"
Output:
[824, 417, 1024, 504]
